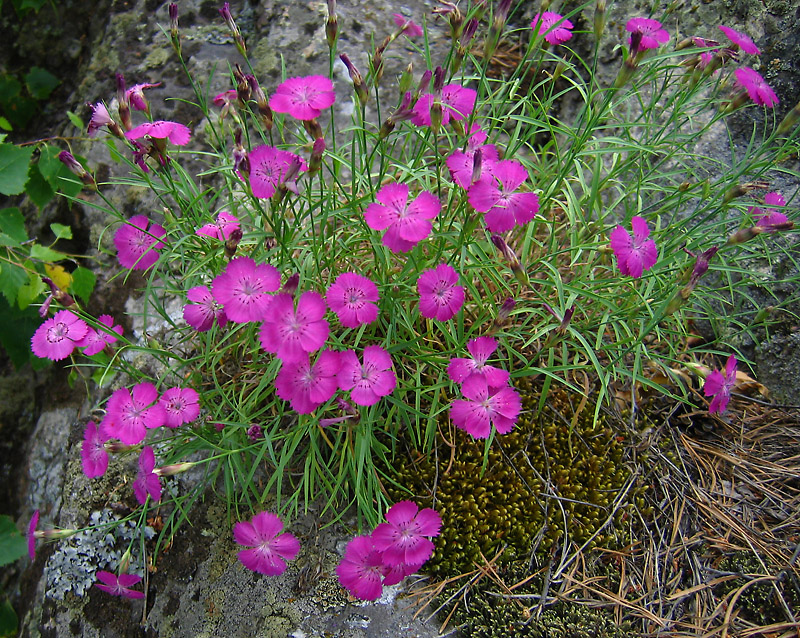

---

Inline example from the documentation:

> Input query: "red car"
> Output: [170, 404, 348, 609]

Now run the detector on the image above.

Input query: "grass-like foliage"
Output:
[18, 0, 800, 609]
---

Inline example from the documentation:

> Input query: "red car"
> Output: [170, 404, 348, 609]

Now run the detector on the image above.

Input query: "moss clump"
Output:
[388, 382, 633, 576]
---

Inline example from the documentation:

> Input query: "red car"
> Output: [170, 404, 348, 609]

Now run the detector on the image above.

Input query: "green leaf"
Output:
[0, 134, 6, 143]
[29, 244, 65, 262]
[69, 266, 96, 303]
[0, 514, 26, 566]
[25, 162, 55, 209]
[36, 145, 62, 181]
[66, 110, 84, 130]
[0, 143, 34, 196]
[0, 207, 27, 243]
[0, 76, 21, 104]
[0, 296, 40, 368]
[17, 270, 46, 309]
[0, 116, 11, 131]
[0, 261, 27, 306]
[50, 223, 72, 240]
[19, 0, 48, 10]
[0, 598, 19, 637]
[25, 67, 60, 100]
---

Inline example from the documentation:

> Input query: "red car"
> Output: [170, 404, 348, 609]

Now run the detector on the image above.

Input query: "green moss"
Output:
[388, 382, 634, 576]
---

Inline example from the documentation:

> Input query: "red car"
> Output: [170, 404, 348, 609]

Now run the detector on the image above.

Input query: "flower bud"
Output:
[42, 275, 76, 308]
[234, 65, 251, 105]
[594, 0, 607, 40]
[169, 3, 181, 53]
[726, 225, 763, 245]
[116, 73, 132, 131]
[58, 151, 95, 189]
[247, 424, 263, 441]
[398, 62, 414, 95]
[340, 54, 369, 106]
[154, 462, 197, 477]
[722, 180, 769, 204]
[326, 0, 338, 48]
[220, 2, 246, 56]
[777, 98, 800, 136]
[224, 228, 242, 258]
[308, 137, 325, 174]
[282, 273, 300, 295]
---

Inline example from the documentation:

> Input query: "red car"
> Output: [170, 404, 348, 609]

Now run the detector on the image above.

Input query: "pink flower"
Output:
[211, 257, 280, 324]
[446, 128, 500, 189]
[530, 12, 574, 45]
[718, 25, 760, 55]
[274, 350, 342, 414]
[183, 285, 228, 331]
[233, 511, 301, 576]
[94, 571, 145, 599]
[468, 159, 539, 233]
[417, 264, 465, 322]
[626, 18, 670, 52]
[132, 446, 161, 504]
[269, 75, 335, 121]
[734, 67, 779, 108]
[27, 510, 39, 560]
[411, 85, 477, 128]
[449, 376, 521, 439]
[447, 336, 510, 388]
[159, 387, 200, 428]
[336, 535, 387, 601]
[704, 355, 737, 414]
[337, 346, 396, 406]
[364, 183, 441, 253]
[125, 82, 161, 111]
[609, 216, 658, 278]
[102, 382, 166, 445]
[196, 211, 240, 240]
[371, 501, 441, 567]
[259, 291, 329, 362]
[326, 273, 380, 328]
[87, 102, 117, 137]
[752, 192, 791, 230]
[249, 145, 308, 199]
[31, 310, 88, 361]
[124, 120, 191, 145]
[81, 421, 109, 478]
[392, 13, 423, 37]
[78, 315, 123, 356]
[114, 215, 166, 270]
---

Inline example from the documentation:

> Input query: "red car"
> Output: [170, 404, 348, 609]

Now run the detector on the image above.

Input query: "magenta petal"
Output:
[415, 508, 442, 536]
[385, 500, 419, 525]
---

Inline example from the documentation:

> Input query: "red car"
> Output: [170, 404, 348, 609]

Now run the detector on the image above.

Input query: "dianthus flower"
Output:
[337, 346, 397, 407]
[233, 511, 301, 576]
[718, 25, 760, 55]
[336, 534, 387, 601]
[274, 350, 342, 414]
[94, 571, 145, 599]
[752, 191, 791, 230]
[81, 421, 109, 478]
[124, 120, 191, 145]
[259, 291, 329, 362]
[30, 310, 88, 361]
[249, 145, 307, 199]
[269, 75, 335, 121]
[102, 382, 166, 445]
[326, 272, 380, 328]
[27, 510, 39, 560]
[468, 159, 539, 233]
[734, 67, 779, 108]
[410, 84, 477, 128]
[78, 315, 123, 356]
[211, 257, 280, 324]
[417, 264, 465, 321]
[371, 501, 441, 567]
[364, 183, 441, 253]
[447, 336, 510, 388]
[626, 17, 670, 52]
[183, 285, 228, 331]
[159, 387, 200, 428]
[530, 12, 574, 45]
[449, 376, 521, 439]
[703, 354, 737, 414]
[125, 82, 161, 111]
[446, 128, 500, 189]
[609, 216, 658, 278]
[133, 446, 161, 504]
[196, 211, 240, 240]
[87, 102, 122, 138]
[114, 215, 166, 270]
[392, 13, 423, 37]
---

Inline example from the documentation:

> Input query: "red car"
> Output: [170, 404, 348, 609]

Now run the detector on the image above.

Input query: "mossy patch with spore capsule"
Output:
[387, 379, 637, 577]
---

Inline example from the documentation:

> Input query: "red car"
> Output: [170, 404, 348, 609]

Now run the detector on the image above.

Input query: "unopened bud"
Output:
[154, 462, 197, 477]
[340, 54, 369, 106]
[471, 149, 482, 184]
[58, 151, 95, 189]
[220, 2, 246, 56]
[234, 65, 251, 105]
[224, 228, 242, 258]
[398, 62, 414, 95]
[169, 3, 181, 53]
[726, 225, 763, 245]
[116, 73, 132, 131]
[777, 98, 800, 136]
[326, 0, 338, 48]
[302, 118, 323, 141]
[309, 137, 325, 174]
[42, 276, 76, 308]
[247, 424, 263, 442]
[723, 180, 770, 204]
[282, 273, 300, 295]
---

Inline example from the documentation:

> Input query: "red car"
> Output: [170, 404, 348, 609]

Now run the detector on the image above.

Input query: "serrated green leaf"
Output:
[17, 270, 46, 309]
[36, 145, 62, 181]
[0, 514, 27, 567]
[0, 207, 27, 243]
[0, 76, 21, 104]
[25, 162, 55, 209]
[50, 223, 72, 240]
[29, 244, 65, 262]
[25, 67, 60, 100]
[0, 261, 26, 306]
[0, 296, 40, 368]
[66, 110, 84, 130]
[69, 266, 96, 303]
[0, 143, 34, 196]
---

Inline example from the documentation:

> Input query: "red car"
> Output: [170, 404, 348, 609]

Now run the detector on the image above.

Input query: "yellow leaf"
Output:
[44, 263, 72, 291]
